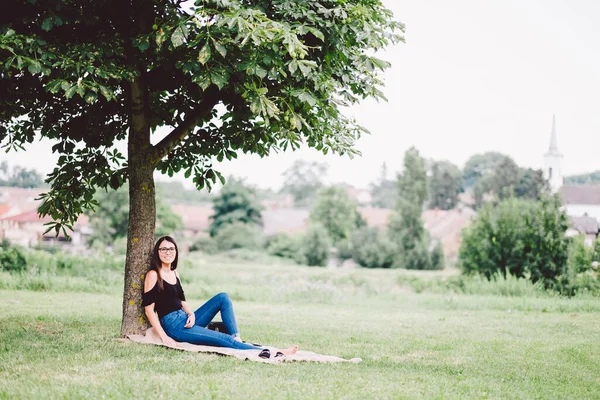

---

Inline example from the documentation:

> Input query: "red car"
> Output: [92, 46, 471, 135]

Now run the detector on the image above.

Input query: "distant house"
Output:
[566, 215, 599, 246]
[171, 204, 214, 237]
[559, 185, 600, 223]
[0, 210, 90, 247]
[0, 186, 91, 247]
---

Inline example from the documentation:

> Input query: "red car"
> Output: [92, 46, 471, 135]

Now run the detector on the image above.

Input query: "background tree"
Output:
[463, 152, 512, 189]
[428, 160, 462, 210]
[309, 185, 363, 246]
[515, 168, 549, 200]
[87, 186, 183, 248]
[279, 160, 328, 208]
[209, 179, 263, 237]
[0, 162, 44, 188]
[459, 196, 569, 289]
[388, 147, 442, 269]
[300, 223, 331, 267]
[369, 162, 396, 209]
[564, 171, 600, 185]
[472, 155, 520, 208]
[1, 0, 402, 335]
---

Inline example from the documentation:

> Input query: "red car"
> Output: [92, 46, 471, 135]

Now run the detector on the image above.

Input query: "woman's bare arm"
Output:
[144, 270, 176, 346]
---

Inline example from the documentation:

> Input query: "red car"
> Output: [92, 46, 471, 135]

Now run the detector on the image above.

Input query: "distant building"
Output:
[543, 118, 600, 242]
[543, 115, 564, 193]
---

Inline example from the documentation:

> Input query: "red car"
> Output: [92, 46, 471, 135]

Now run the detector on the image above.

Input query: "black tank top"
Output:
[142, 276, 186, 318]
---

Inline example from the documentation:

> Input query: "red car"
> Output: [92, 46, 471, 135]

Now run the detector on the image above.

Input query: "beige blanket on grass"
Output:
[128, 328, 361, 364]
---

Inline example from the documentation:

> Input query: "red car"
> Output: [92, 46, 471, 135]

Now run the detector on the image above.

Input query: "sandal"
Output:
[258, 349, 271, 359]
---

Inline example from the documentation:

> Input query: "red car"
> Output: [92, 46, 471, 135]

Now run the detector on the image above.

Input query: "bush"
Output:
[459, 196, 569, 289]
[555, 235, 600, 296]
[0, 241, 27, 272]
[265, 233, 303, 262]
[335, 239, 354, 261]
[189, 236, 219, 254]
[350, 227, 395, 269]
[429, 241, 445, 271]
[214, 222, 264, 251]
[300, 223, 331, 267]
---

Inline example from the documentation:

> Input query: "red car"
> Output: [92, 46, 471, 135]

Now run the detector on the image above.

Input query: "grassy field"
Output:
[1, 253, 599, 399]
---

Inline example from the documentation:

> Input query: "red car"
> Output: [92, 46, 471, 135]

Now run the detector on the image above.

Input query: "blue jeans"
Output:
[160, 292, 262, 350]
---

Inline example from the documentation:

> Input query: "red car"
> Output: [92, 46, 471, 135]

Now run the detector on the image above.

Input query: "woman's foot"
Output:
[279, 345, 299, 355]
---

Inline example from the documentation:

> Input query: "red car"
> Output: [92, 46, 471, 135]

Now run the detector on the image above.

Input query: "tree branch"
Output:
[152, 87, 220, 163]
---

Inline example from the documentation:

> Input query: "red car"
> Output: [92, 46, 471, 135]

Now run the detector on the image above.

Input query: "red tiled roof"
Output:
[560, 184, 600, 205]
[0, 204, 11, 217]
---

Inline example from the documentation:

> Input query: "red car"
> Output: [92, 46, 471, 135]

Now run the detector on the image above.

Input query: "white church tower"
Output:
[543, 115, 563, 193]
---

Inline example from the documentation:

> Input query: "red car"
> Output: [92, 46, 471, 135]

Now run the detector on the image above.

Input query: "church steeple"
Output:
[543, 115, 563, 193]
[547, 114, 559, 154]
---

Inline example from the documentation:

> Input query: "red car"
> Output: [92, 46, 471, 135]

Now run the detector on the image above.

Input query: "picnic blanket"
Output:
[128, 328, 362, 364]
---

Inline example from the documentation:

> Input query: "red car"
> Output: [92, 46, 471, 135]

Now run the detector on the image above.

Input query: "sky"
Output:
[3, 0, 600, 190]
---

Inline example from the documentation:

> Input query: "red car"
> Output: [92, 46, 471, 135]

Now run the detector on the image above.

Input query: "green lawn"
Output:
[1, 257, 599, 399]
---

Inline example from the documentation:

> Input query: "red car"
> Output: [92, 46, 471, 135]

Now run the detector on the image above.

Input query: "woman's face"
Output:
[158, 240, 177, 266]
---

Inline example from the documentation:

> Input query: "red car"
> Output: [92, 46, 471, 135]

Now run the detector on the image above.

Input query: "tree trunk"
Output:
[120, 77, 155, 337]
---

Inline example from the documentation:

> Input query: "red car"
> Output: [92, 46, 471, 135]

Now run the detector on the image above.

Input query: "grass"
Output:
[1, 252, 599, 399]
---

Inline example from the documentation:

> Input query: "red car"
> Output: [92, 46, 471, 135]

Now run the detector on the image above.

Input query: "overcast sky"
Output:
[3, 0, 600, 190]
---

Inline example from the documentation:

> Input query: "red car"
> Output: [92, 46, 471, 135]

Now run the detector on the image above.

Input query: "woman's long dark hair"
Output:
[149, 236, 179, 291]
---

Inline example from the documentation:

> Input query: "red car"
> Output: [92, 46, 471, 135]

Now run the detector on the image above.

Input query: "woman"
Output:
[143, 236, 298, 356]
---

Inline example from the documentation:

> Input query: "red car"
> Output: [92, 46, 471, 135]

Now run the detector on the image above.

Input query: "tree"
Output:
[471, 155, 520, 208]
[463, 152, 512, 189]
[459, 196, 569, 288]
[209, 179, 263, 237]
[396, 147, 428, 207]
[350, 226, 395, 269]
[280, 160, 328, 208]
[369, 162, 396, 209]
[515, 168, 549, 201]
[309, 185, 363, 245]
[300, 223, 331, 267]
[0, 161, 44, 188]
[1, 1, 402, 336]
[87, 185, 183, 247]
[388, 147, 442, 269]
[428, 160, 462, 210]
[565, 171, 600, 185]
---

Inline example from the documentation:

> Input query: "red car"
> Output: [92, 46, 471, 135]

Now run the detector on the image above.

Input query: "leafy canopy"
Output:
[0, 0, 403, 234]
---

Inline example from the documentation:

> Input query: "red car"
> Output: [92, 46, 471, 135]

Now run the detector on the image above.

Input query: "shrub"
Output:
[265, 233, 303, 262]
[459, 196, 569, 289]
[0, 241, 27, 272]
[429, 241, 445, 271]
[189, 236, 219, 254]
[335, 239, 354, 261]
[350, 226, 395, 269]
[300, 223, 331, 267]
[555, 235, 600, 296]
[214, 222, 264, 251]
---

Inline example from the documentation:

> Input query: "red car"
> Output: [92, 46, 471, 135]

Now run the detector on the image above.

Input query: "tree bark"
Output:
[120, 76, 155, 337]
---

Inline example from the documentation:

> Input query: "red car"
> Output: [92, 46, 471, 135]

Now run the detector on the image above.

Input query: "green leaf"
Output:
[137, 37, 150, 52]
[171, 26, 187, 48]
[41, 18, 53, 31]
[45, 80, 63, 94]
[84, 91, 98, 104]
[197, 42, 212, 65]
[212, 40, 227, 58]
[27, 60, 42, 75]
[297, 91, 317, 106]
[210, 70, 228, 90]
[98, 85, 113, 101]
[65, 85, 78, 99]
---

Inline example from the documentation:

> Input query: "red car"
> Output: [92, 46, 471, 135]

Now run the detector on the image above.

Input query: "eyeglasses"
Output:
[158, 247, 177, 254]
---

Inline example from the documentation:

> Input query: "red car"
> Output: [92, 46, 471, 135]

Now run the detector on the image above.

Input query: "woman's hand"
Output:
[161, 335, 177, 347]
[184, 312, 195, 328]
